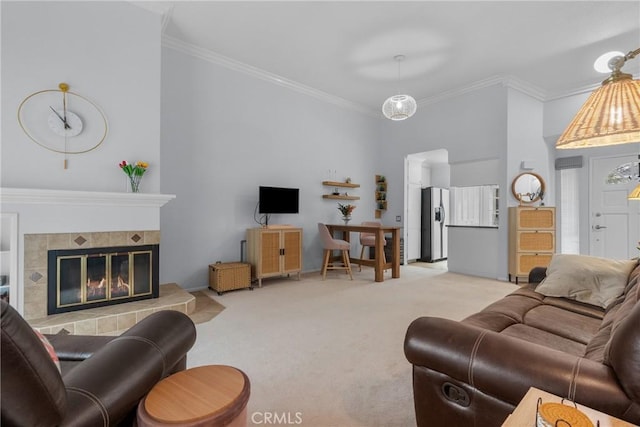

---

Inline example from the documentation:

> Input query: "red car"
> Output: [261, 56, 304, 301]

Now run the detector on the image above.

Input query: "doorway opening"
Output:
[404, 149, 450, 267]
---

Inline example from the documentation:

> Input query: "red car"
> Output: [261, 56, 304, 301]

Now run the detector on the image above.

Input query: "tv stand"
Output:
[246, 227, 302, 287]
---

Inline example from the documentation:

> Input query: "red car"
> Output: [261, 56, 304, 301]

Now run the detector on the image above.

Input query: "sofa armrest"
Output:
[528, 266, 547, 284]
[46, 334, 115, 361]
[404, 317, 634, 419]
[59, 310, 197, 427]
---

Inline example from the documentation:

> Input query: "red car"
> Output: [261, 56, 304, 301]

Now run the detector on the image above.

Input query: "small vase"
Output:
[342, 216, 351, 225]
[126, 175, 142, 193]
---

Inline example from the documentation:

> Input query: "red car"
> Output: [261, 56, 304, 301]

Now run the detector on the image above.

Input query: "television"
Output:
[259, 186, 299, 214]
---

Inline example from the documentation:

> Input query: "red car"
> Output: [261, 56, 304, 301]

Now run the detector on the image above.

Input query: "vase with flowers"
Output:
[119, 160, 148, 193]
[338, 203, 356, 224]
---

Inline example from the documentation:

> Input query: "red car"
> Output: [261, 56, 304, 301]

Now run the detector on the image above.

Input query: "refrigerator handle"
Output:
[440, 202, 445, 224]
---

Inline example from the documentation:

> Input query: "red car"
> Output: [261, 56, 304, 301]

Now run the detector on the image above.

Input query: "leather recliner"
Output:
[1, 300, 197, 426]
[404, 262, 640, 426]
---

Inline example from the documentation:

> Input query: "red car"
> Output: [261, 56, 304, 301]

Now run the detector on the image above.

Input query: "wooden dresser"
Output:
[508, 206, 555, 283]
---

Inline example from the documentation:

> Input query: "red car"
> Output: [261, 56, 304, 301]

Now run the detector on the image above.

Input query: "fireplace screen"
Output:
[49, 245, 159, 314]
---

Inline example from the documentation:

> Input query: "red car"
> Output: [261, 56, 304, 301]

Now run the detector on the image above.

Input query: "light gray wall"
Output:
[376, 84, 508, 278]
[160, 47, 381, 289]
[1, 1, 161, 192]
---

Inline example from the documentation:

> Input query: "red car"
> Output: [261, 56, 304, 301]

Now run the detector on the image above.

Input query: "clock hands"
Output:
[49, 106, 71, 130]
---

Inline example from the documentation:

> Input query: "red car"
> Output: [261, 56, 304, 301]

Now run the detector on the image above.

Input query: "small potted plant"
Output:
[338, 203, 356, 224]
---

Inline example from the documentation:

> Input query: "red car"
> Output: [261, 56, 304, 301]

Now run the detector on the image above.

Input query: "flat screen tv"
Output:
[259, 186, 299, 214]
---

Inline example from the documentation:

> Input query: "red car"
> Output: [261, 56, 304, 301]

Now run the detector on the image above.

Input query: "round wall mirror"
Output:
[512, 172, 545, 204]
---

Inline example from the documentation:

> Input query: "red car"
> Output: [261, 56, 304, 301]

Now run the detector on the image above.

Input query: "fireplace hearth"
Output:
[48, 245, 159, 315]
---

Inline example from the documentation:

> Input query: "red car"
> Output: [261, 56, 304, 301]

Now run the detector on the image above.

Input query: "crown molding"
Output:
[162, 34, 611, 119]
[162, 35, 379, 118]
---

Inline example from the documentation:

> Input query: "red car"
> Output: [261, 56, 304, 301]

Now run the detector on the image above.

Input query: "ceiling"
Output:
[150, 1, 640, 116]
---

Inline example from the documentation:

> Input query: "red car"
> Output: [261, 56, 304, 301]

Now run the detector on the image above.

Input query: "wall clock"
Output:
[17, 83, 108, 167]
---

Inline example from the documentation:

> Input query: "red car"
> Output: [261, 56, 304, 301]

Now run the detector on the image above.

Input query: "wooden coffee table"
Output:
[137, 365, 250, 427]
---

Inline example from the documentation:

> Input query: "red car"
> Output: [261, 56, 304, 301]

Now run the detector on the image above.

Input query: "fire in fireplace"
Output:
[47, 245, 159, 315]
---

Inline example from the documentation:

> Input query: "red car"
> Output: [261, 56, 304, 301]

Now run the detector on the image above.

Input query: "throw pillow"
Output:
[33, 329, 61, 373]
[536, 254, 637, 309]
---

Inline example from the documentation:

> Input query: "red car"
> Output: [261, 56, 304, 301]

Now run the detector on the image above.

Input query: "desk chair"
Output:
[359, 221, 386, 272]
[318, 223, 353, 280]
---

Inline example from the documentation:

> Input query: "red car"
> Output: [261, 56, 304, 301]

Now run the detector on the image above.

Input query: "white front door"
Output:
[590, 155, 640, 259]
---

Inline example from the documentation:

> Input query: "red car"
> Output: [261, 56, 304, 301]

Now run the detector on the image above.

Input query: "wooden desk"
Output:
[503, 387, 635, 427]
[325, 224, 400, 282]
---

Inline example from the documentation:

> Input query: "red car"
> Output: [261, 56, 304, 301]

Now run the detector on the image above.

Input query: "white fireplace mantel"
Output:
[1, 187, 176, 316]
[0, 187, 175, 207]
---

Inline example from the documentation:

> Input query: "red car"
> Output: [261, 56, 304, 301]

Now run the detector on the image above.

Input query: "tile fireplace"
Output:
[48, 244, 159, 315]
[0, 188, 176, 322]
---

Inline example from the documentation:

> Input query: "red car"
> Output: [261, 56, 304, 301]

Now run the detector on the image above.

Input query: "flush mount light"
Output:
[382, 55, 417, 121]
[593, 51, 625, 73]
[557, 47, 640, 149]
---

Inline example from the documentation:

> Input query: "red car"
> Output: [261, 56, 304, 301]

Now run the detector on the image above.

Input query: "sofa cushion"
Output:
[33, 329, 61, 373]
[605, 301, 640, 402]
[536, 254, 637, 309]
[500, 324, 586, 356]
[523, 305, 601, 345]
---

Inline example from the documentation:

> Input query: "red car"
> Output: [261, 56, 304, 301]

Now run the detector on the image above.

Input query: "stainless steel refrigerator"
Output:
[420, 187, 449, 262]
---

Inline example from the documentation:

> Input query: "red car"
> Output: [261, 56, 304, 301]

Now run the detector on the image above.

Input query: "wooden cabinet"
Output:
[322, 181, 360, 200]
[246, 227, 303, 287]
[508, 206, 555, 283]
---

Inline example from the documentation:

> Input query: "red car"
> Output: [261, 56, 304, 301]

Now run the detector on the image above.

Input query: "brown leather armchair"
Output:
[1, 300, 197, 426]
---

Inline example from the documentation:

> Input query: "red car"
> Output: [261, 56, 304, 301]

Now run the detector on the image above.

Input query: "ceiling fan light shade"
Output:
[382, 94, 417, 121]
[556, 77, 640, 149]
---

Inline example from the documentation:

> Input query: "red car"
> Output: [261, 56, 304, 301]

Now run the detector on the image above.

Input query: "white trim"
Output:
[162, 35, 378, 118]
[0, 188, 175, 208]
[0, 213, 19, 313]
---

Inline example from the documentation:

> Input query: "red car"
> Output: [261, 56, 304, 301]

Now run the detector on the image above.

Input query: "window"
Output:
[560, 168, 579, 254]
[450, 185, 499, 226]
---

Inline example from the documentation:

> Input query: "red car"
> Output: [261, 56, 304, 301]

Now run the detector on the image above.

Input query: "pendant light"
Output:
[557, 48, 640, 149]
[382, 55, 417, 121]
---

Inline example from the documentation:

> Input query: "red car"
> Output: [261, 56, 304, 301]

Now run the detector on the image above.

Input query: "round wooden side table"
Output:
[137, 365, 250, 427]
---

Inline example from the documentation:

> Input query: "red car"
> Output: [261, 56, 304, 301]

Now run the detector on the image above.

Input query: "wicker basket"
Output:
[208, 262, 252, 294]
[536, 402, 594, 427]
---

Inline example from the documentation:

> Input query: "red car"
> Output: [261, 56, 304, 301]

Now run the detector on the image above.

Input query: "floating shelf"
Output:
[322, 195, 360, 200]
[322, 181, 360, 188]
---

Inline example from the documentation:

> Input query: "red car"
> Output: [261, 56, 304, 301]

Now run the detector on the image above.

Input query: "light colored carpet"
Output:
[188, 265, 517, 427]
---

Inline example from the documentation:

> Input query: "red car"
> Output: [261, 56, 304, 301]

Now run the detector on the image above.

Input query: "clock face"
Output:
[47, 110, 83, 137]
[18, 87, 108, 154]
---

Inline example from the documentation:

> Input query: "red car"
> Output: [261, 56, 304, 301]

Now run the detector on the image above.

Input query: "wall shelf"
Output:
[322, 180, 360, 200]
[322, 194, 360, 200]
[375, 175, 387, 219]
[322, 181, 360, 188]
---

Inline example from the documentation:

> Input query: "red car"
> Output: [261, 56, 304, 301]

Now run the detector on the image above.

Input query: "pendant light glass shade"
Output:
[382, 94, 417, 121]
[557, 48, 640, 149]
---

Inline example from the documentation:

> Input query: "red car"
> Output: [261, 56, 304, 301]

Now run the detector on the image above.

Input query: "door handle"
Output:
[594, 225, 607, 230]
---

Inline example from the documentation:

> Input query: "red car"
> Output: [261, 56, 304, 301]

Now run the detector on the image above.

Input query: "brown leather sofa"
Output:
[404, 261, 640, 426]
[1, 300, 197, 426]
